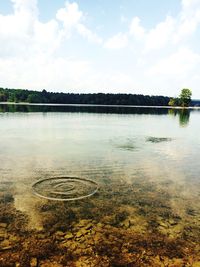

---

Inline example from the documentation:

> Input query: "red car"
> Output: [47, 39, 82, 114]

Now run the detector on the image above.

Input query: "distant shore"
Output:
[1, 88, 200, 107]
[0, 102, 200, 109]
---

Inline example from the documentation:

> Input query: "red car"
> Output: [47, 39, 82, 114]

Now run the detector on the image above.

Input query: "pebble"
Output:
[0, 239, 12, 250]
[37, 233, 48, 239]
[64, 232, 73, 239]
[70, 243, 78, 250]
[55, 231, 65, 237]
[96, 222, 104, 228]
[76, 228, 89, 239]
[85, 223, 93, 230]
[78, 243, 87, 249]
[30, 257, 37, 267]
[55, 231, 65, 240]
[40, 261, 63, 267]
[122, 219, 130, 228]
[158, 221, 168, 228]
[0, 231, 6, 241]
[0, 223, 7, 228]
[79, 236, 86, 243]
[76, 231, 83, 238]
[77, 219, 91, 227]
[168, 219, 178, 226]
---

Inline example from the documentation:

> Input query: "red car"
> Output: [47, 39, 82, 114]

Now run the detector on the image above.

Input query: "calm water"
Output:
[0, 104, 200, 266]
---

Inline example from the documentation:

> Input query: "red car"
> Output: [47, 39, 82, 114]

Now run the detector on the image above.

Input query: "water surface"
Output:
[0, 104, 199, 266]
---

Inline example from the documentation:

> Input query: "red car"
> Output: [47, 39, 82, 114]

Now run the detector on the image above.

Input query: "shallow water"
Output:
[0, 104, 200, 266]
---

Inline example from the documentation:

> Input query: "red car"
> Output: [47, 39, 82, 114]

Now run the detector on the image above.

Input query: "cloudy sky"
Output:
[0, 0, 200, 98]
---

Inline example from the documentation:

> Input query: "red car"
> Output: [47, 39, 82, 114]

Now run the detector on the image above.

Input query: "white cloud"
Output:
[182, 0, 200, 9]
[0, 55, 91, 91]
[0, 0, 60, 58]
[76, 24, 102, 44]
[56, 1, 82, 41]
[0, 1, 101, 57]
[0, 0, 37, 37]
[56, 2, 102, 43]
[56, 2, 82, 30]
[33, 20, 61, 55]
[11, 0, 38, 19]
[106, 0, 200, 53]
[0, 0, 200, 97]
[174, 3, 200, 43]
[104, 32, 128, 49]
[113, 0, 200, 55]
[0, 0, 103, 91]
[145, 47, 200, 97]
[129, 17, 145, 40]
[148, 47, 200, 76]
[144, 16, 175, 52]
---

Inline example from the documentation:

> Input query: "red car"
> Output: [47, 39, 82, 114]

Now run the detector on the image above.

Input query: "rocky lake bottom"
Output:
[0, 174, 199, 267]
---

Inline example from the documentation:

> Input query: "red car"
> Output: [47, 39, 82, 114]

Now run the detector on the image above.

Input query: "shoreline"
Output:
[0, 102, 200, 109]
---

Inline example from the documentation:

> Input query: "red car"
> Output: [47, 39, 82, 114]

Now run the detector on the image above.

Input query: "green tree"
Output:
[0, 92, 7, 101]
[168, 98, 179, 106]
[27, 93, 41, 103]
[179, 88, 192, 107]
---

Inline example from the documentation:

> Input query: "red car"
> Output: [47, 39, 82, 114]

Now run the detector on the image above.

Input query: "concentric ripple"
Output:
[32, 177, 99, 201]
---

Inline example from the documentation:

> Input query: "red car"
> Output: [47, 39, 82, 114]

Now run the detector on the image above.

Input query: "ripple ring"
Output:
[32, 177, 99, 201]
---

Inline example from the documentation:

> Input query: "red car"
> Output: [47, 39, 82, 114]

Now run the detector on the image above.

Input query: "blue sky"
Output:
[0, 0, 200, 98]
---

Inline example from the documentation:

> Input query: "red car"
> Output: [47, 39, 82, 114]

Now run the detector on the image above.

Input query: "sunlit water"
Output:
[0, 104, 199, 266]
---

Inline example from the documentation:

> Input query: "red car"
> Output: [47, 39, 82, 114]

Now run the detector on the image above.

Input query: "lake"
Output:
[0, 104, 200, 266]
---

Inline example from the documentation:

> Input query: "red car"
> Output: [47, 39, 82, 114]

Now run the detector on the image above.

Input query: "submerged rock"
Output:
[0, 223, 8, 228]
[0, 229, 7, 241]
[121, 219, 131, 228]
[85, 223, 93, 230]
[0, 239, 12, 250]
[55, 231, 65, 240]
[75, 228, 89, 239]
[30, 257, 37, 267]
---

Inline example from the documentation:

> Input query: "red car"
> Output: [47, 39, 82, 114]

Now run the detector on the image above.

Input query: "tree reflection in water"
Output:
[168, 108, 190, 127]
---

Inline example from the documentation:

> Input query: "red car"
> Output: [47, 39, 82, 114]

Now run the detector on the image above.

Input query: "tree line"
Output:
[0, 87, 170, 106]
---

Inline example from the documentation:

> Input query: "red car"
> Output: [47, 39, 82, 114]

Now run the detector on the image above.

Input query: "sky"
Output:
[0, 0, 200, 98]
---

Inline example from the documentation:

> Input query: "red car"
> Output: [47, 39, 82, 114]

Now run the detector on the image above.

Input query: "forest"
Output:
[0, 87, 171, 106]
[0, 87, 199, 106]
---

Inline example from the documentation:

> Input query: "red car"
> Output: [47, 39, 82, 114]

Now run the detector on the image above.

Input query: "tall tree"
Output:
[179, 88, 192, 107]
